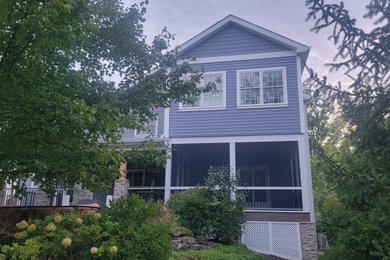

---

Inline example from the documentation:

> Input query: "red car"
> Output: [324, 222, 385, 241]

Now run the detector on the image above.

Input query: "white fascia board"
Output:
[177, 51, 296, 65]
[177, 15, 310, 57]
[170, 134, 304, 144]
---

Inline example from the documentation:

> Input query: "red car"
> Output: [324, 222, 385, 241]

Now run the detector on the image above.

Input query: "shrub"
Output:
[0, 195, 174, 260]
[102, 194, 174, 259]
[167, 187, 213, 236]
[168, 166, 245, 244]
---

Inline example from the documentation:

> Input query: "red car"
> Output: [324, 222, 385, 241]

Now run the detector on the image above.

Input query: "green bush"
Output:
[170, 243, 264, 260]
[0, 195, 174, 260]
[167, 166, 245, 244]
[102, 194, 174, 259]
[167, 187, 213, 237]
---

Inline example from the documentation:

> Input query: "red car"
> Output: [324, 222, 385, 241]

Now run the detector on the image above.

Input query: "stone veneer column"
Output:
[113, 162, 129, 201]
[300, 222, 318, 260]
[73, 184, 93, 205]
[0, 190, 4, 205]
[35, 188, 51, 206]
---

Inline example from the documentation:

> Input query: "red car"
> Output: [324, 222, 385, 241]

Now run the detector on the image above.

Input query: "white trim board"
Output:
[170, 134, 304, 144]
[177, 51, 296, 65]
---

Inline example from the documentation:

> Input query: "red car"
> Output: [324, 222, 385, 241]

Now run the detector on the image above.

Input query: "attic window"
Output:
[237, 67, 287, 107]
[180, 71, 226, 110]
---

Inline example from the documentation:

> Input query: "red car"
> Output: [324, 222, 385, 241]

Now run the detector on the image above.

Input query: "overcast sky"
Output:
[125, 0, 374, 85]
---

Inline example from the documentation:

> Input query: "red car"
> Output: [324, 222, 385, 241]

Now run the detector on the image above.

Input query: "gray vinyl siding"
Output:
[169, 56, 301, 137]
[120, 108, 164, 142]
[181, 24, 289, 58]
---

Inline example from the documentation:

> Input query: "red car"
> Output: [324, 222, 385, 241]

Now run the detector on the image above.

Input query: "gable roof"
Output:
[177, 15, 310, 66]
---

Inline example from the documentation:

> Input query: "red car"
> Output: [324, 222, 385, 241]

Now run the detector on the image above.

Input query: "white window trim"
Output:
[179, 71, 227, 111]
[134, 116, 158, 138]
[236, 67, 288, 109]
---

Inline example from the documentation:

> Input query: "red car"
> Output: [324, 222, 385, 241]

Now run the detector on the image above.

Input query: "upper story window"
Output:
[180, 71, 226, 110]
[237, 67, 287, 108]
[134, 117, 158, 138]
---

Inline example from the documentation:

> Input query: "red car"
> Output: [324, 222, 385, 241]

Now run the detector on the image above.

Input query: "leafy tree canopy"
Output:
[0, 0, 207, 195]
[305, 0, 390, 257]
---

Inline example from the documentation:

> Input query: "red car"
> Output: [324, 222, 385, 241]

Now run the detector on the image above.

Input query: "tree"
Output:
[0, 0, 208, 195]
[305, 0, 390, 258]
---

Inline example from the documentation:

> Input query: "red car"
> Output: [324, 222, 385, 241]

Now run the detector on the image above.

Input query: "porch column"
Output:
[298, 137, 310, 215]
[73, 183, 93, 205]
[0, 190, 4, 205]
[113, 161, 129, 201]
[35, 187, 51, 206]
[164, 143, 172, 202]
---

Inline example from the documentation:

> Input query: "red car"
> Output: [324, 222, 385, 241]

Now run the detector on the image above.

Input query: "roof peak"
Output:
[177, 15, 310, 65]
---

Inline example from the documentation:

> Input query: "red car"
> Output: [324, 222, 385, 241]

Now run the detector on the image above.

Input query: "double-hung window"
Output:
[180, 71, 226, 110]
[134, 117, 158, 137]
[237, 67, 287, 107]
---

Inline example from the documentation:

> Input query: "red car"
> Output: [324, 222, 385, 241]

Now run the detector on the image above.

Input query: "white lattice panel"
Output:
[241, 221, 302, 260]
[242, 222, 270, 253]
[271, 222, 301, 259]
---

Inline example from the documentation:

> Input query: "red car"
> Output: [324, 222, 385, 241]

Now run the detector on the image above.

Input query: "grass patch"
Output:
[170, 243, 264, 260]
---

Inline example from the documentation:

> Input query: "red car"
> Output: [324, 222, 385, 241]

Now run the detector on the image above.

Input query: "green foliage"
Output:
[168, 166, 245, 244]
[123, 140, 168, 168]
[170, 243, 264, 260]
[0, 195, 174, 259]
[305, 0, 390, 258]
[0, 0, 208, 194]
[167, 188, 213, 237]
[102, 195, 174, 260]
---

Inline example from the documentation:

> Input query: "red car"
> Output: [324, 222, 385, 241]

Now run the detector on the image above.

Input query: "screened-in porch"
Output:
[126, 164, 165, 201]
[170, 141, 303, 211]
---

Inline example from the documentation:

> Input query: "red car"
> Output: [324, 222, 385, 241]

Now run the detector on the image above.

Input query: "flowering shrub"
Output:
[0, 195, 174, 259]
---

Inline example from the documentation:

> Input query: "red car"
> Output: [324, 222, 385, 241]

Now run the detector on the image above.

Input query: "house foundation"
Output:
[300, 222, 318, 260]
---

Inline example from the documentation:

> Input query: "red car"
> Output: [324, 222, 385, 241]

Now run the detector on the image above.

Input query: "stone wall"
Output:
[300, 222, 318, 260]
[0, 190, 4, 205]
[73, 184, 93, 205]
[35, 189, 51, 206]
[113, 179, 129, 201]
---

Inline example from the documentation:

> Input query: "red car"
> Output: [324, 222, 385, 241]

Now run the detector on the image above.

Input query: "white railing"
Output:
[1, 188, 38, 206]
[51, 189, 71, 206]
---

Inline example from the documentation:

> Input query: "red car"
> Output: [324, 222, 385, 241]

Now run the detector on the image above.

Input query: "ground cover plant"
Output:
[170, 243, 263, 260]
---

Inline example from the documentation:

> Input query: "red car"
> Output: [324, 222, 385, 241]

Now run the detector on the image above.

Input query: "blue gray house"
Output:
[1, 15, 317, 260]
[119, 15, 317, 259]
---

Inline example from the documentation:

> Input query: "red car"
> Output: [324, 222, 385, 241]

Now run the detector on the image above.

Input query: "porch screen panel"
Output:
[236, 141, 302, 210]
[171, 143, 229, 187]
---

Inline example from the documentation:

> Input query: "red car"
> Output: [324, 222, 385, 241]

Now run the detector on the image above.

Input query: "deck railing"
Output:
[128, 187, 164, 202]
[1, 188, 38, 206]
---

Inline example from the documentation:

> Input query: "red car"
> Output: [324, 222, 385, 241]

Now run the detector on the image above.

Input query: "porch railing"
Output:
[1, 188, 38, 206]
[51, 189, 71, 206]
[237, 187, 303, 210]
[128, 187, 164, 202]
